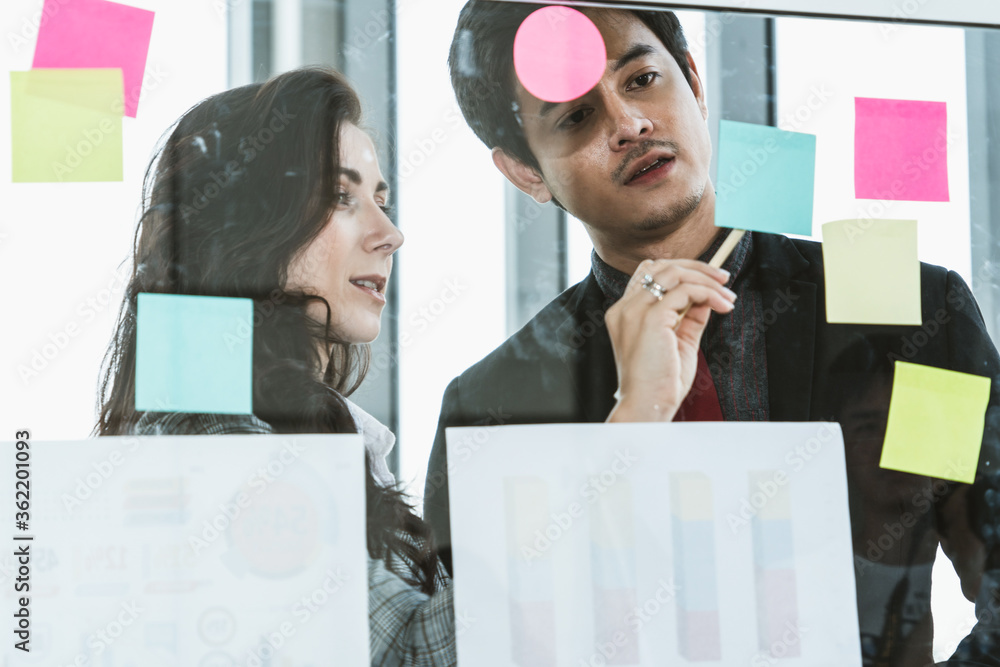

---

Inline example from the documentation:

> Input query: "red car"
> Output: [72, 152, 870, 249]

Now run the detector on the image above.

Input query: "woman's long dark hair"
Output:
[96, 67, 439, 593]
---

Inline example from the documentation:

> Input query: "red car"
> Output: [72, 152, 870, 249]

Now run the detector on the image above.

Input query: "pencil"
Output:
[673, 228, 746, 329]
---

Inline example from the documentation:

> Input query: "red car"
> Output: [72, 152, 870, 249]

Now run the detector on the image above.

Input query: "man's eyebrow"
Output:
[339, 167, 389, 194]
[539, 100, 562, 118]
[611, 43, 658, 73]
[537, 43, 659, 118]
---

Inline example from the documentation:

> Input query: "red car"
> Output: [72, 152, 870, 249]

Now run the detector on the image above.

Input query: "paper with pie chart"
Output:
[0, 434, 368, 666]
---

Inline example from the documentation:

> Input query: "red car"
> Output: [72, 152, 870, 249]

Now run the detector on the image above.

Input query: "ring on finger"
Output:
[640, 274, 667, 301]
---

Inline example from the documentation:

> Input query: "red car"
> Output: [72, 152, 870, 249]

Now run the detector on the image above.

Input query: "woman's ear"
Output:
[492, 148, 553, 204]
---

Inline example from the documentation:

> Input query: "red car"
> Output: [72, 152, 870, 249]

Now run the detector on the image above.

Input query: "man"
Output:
[425, 2, 1000, 663]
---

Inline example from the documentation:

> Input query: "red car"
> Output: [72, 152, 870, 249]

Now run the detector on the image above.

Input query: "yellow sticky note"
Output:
[880, 361, 991, 484]
[10, 69, 124, 183]
[821, 219, 921, 325]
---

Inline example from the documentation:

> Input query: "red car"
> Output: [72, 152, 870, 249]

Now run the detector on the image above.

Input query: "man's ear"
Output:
[492, 148, 553, 204]
[685, 51, 709, 121]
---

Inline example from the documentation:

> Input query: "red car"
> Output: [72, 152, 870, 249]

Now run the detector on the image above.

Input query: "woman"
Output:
[96, 67, 454, 666]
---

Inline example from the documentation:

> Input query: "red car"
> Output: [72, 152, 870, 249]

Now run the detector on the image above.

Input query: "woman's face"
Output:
[286, 123, 404, 344]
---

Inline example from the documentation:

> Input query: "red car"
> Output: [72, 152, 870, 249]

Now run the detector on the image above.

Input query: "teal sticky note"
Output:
[715, 120, 817, 236]
[136, 293, 253, 414]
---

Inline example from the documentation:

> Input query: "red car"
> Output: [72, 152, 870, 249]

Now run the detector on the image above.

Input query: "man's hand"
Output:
[605, 258, 735, 423]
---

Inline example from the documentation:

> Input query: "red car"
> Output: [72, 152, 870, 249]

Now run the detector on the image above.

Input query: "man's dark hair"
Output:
[449, 1, 692, 171]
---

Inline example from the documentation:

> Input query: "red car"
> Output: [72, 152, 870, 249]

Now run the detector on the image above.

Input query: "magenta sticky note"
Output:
[513, 6, 606, 104]
[855, 97, 949, 202]
[32, 0, 155, 118]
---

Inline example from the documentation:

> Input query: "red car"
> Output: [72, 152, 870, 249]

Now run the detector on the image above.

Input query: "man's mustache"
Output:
[611, 139, 681, 184]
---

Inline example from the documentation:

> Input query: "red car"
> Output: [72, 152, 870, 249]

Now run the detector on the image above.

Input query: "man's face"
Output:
[513, 10, 713, 240]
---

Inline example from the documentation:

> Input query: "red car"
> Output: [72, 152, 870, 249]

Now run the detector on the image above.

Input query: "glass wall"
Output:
[4, 0, 1000, 663]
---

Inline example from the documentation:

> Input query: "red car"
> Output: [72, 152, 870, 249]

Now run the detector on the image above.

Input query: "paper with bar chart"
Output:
[0, 434, 368, 666]
[447, 422, 860, 666]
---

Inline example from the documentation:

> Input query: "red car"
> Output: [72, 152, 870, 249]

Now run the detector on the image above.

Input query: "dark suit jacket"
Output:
[424, 232, 1000, 664]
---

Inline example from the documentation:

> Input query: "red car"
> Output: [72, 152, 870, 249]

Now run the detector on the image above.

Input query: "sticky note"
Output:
[513, 6, 606, 104]
[821, 219, 921, 325]
[32, 0, 155, 118]
[880, 361, 991, 484]
[855, 97, 949, 202]
[10, 69, 124, 183]
[715, 120, 816, 236]
[136, 293, 254, 415]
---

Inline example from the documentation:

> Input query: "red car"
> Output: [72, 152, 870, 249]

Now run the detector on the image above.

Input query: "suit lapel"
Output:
[755, 234, 819, 422]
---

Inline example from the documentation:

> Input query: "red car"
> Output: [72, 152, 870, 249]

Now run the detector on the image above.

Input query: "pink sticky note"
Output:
[32, 0, 155, 118]
[513, 6, 606, 104]
[855, 97, 949, 202]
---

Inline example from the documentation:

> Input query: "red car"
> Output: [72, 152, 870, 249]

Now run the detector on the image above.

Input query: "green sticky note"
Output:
[821, 219, 922, 325]
[10, 69, 124, 183]
[715, 120, 816, 236]
[880, 361, 991, 484]
[136, 293, 254, 415]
